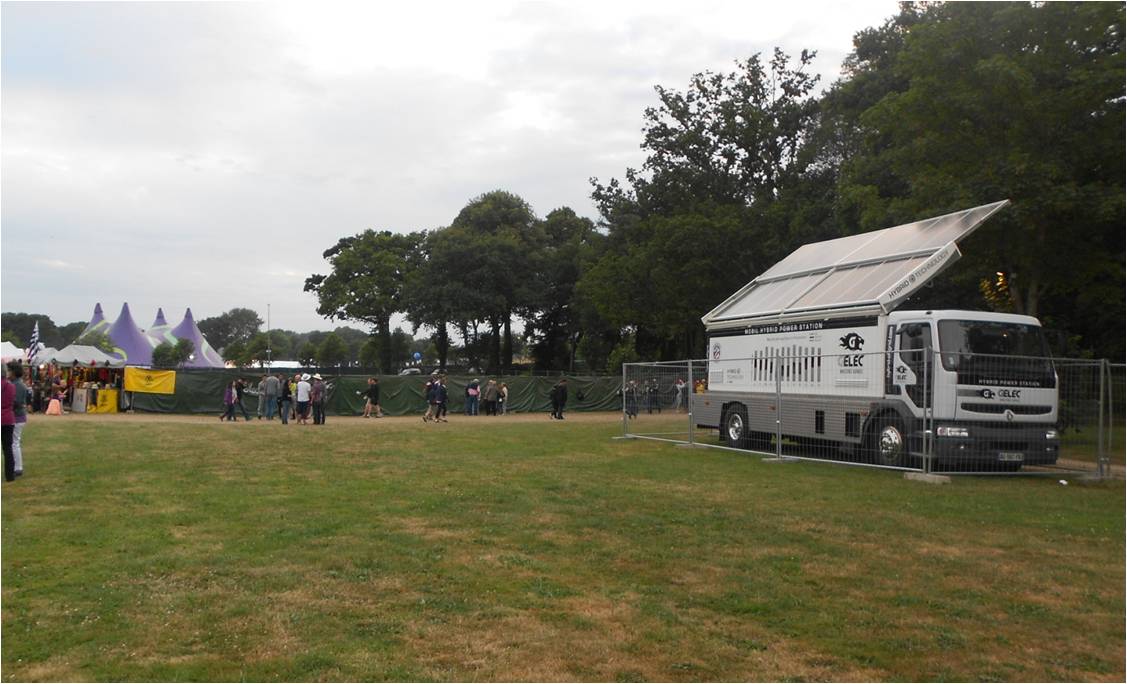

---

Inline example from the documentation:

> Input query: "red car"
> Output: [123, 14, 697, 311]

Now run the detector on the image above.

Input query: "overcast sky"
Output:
[2, 0, 896, 335]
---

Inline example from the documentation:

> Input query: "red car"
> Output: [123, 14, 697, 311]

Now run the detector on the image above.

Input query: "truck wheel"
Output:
[868, 416, 906, 467]
[725, 405, 750, 449]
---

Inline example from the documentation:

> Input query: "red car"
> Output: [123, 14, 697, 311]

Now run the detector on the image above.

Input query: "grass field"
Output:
[2, 412, 1124, 682]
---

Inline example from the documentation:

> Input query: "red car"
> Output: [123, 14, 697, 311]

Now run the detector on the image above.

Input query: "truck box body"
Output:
[693, 202, 1060, 470]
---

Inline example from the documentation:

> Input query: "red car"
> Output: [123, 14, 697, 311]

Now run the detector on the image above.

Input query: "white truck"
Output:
[693, 201, 1060, 471]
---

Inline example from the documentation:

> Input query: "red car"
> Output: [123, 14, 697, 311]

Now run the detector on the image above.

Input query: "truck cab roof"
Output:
[889, 310, 1042, 327]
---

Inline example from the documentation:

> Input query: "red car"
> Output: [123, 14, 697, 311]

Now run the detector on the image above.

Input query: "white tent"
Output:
[36, 345, 126, 368]
[0, 341, 23, 362]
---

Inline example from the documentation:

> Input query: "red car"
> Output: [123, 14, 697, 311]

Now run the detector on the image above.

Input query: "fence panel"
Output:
[622, 361, 693, 443]
[624, 353, 1113, 478]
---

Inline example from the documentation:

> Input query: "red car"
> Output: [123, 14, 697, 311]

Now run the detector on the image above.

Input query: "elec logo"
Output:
[980, 389, 996, 399]
[839, 333, 865, 351]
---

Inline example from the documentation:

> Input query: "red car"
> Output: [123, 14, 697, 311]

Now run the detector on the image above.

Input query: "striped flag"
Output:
[25, 321, 39, 365]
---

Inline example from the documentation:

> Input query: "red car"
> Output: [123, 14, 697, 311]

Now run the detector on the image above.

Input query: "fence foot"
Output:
[612, 436, 636, 441]
[904, 472, 950, 485]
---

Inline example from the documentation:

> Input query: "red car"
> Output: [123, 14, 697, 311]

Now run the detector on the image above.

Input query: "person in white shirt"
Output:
[295, 374, 312, 425]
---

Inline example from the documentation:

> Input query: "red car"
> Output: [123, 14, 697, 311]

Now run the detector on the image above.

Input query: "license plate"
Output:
[998, 452, 1024, 462]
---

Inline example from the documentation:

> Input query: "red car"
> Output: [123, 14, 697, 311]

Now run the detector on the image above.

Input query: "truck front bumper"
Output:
[929, 422, 1059, 468]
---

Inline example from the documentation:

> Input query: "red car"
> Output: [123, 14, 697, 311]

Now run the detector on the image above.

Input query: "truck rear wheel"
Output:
[868, 416, 907, 467]
[725, 405, 750, 449]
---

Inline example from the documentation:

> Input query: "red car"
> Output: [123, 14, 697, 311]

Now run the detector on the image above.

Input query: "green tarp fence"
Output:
[130, 372, 625, 416]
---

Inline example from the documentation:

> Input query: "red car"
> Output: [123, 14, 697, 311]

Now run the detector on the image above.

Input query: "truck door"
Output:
[895, 322, 934, 414]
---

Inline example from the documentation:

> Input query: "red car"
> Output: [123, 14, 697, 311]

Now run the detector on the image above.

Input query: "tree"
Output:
[0, 328, 21, 348]
[831, 1, 1125, 357]
[151, 342, 178, 369]
[358, 338, 380, 370]
[224, 340, 249, 367]
[525, 207, 604, 371]
[317, 333, 349, 368]
[305, 230, 422, 372]
[586, 48, 824, 359]
[244, 333, 271, 367]
[1, 313, 60, 349]
[76, 330, 115, 354]
[403, 226, 492, 371]
[332, 327, 368, 365]
[173, 338, 195, 366]
[448, 191, 546, 370]
[264, 330, 293, 361]
[297, 342, 318, 367]
[197, 308, 263, 351]
[58, 322, 86, 347]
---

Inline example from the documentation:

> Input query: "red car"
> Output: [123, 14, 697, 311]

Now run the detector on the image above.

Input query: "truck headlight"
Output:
[1045, 429, 1058, 440]
[937, 426, 969, 438]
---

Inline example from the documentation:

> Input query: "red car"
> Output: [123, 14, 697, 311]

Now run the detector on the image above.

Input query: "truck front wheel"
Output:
[868, 416, 906, 467]
[725, 405, 750, 449]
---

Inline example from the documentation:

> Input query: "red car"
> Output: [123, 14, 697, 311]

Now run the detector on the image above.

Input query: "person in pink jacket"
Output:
[2, 370, 16, 482]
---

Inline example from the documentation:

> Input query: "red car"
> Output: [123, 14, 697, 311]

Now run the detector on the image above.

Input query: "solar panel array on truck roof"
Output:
[702, 200, 1009, 329]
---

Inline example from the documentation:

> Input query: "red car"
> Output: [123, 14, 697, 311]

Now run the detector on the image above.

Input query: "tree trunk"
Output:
[489, 317, 501, 373]
[436, 322, 449, 369]
[569, 330, 583, 373]
[503, 315, 513, 370]
[378, 317, 392, 373]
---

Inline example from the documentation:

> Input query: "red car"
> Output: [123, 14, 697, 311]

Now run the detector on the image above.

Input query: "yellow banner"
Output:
[124, 368, 177, 395]
[89, 389, 119, 414]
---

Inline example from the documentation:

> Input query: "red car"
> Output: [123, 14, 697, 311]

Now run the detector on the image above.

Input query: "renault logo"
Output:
[1004, 409, 1015, 422]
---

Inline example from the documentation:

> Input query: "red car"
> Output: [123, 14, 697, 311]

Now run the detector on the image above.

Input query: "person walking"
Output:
[499, 382, 509, 415]
[2, 369, 15, 482]
[362, 377, 382, 418]
[550, 378, 568, 420]
[672, 378, 686, 412]
[431, 375, 448, 422]
[277, 374, 292, 425]
[311, 374, 326, 425]
[290, 374, 300, 421]
[221, 381, 238, 421]
[482, 379, 499, 416]
[10, 363, 29, 477]
[623, 380, 640, 419]
[465, 379, 480, 416]
[422, 373, 438, 422]
[425, 374, 440, 422]
[256, 375, 266, 419]
[295, 374, 312, 425]
[263, 373, 280, 420]
[234, 378, 251, 421]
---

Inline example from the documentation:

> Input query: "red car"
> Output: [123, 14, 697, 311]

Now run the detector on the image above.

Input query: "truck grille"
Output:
[960, 403, 1053, 415]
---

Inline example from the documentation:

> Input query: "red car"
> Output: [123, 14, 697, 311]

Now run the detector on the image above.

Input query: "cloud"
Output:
[1, 0, 896, 333]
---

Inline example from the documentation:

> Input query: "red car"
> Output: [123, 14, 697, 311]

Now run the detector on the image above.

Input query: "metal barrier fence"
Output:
[623, 353, 1118, 478]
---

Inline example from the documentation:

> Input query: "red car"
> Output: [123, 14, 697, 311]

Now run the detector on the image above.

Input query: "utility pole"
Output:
[266, 303, 271, 370]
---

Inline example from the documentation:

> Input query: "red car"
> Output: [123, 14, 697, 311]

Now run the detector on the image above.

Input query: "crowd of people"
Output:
[2, 362, 32, 482]
[622, 377, 687, 419]
[221, 372, 359, 425]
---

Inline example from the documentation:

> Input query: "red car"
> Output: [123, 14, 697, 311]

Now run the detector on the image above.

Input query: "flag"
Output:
[123, 367, 176, 395]
[25, 322, 39, 365]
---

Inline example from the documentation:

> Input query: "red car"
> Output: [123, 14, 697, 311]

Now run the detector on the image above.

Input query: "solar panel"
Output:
[703, 201, 1009, 328]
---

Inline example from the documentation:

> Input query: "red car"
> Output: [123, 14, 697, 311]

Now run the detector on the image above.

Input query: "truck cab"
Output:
[884, 310, 1059, 469]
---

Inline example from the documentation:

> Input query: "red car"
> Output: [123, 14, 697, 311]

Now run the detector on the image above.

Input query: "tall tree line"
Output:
[307, 4, 1122, 366]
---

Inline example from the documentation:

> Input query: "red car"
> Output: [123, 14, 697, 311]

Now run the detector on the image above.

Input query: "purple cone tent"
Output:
[80, 303, 110, 338]
[106, 303, 154, 366]
[145, 307, 176, 348]
[170, 308, 225, 368]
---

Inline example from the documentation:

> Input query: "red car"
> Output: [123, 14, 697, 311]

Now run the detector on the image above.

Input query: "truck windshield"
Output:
[938, 320, 1051, 373]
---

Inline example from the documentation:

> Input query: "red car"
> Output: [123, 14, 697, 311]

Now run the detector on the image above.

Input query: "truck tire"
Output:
[725, 405, 750, 449]
[867, 415, 907, 467]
